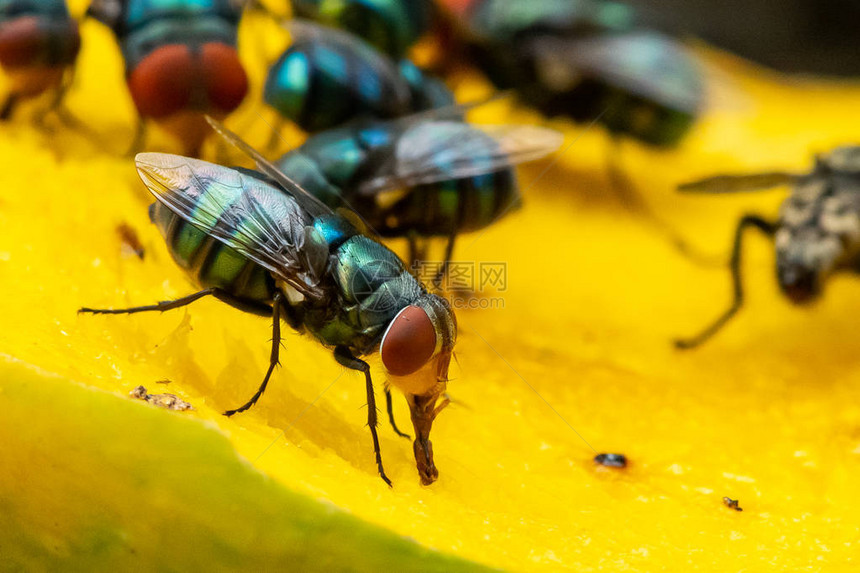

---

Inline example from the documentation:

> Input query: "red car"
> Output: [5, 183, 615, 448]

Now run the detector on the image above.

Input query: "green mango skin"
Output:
[0, 357, 497, 573]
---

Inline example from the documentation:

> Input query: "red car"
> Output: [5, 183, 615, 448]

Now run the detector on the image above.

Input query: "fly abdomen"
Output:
[264, 25, 412, 132]
[460, 168, 518, 232]
[275, 149, 355, 209]
[385, 168, 516, 236]
[601, 90, 697, 147]
[291, 0, 433, 59]
[381, 121, 521, 235]
[150, 203, 275, 304]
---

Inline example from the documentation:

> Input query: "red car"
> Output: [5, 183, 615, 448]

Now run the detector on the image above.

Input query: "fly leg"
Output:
[433, 197, 467, 288]
[432, 225, 458, 289]
[78, 288, 218, 315]
[0, 92, 20, 121]
[224, 291, 284, 416]
[407, 231, 428, 277]
[385, 387, 411, 439]
[36, 70, 92, 136]
[126, 118, 147, 157]
[334, 346, 392, 487]
[674, 215, 776, 349]
[607, 136, 722, 267]
[80, 288, 280, 414]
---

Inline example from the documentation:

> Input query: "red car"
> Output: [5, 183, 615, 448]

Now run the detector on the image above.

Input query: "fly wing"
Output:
[530, 31, 704, 114]
[356, 120, 564, 195]
[206, 116, 335, 219]
[678, 172, 799, 193]
[388, 91, 514, 123]
[135, 153, 330, 301]
[207, 116, 385, 239]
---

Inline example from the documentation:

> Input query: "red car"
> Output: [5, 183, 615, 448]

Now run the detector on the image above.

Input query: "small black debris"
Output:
[722, 497, 743, 511]
[594, 453, 627, 468]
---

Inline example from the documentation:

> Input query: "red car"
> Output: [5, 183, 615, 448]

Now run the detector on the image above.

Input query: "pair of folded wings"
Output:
[137, 117, 563, 301]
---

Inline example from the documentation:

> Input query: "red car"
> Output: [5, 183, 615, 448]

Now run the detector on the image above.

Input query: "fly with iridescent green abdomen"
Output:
[79, 123, 457, 486]
[273, 115, 563, 281]
[264, 21, 455, 135]
[289, 0, 434, 59]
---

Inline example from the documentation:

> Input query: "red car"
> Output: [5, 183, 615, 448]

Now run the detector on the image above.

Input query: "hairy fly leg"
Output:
[79, 287, 280, 414]
[675, 215, 777, 349]
[79, 287, 273, 318]
[79, 288, 218, 315]
[224, 291, 285, 416]
[335, 345, 392, 486]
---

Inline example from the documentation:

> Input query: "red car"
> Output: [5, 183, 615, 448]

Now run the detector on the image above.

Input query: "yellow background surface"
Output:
[1, 5, 860, 571]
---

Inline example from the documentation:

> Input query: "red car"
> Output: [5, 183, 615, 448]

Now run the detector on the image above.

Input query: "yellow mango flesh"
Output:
[2, 5, 860, 571]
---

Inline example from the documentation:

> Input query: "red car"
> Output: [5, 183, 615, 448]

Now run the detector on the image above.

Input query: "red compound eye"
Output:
[0, 16, 80, 69]
[200, 42, 247, 114]
[127, 43, 247, 119]
[128, 44, 195, 118]
[0, 16, 50, 69]
[380, 306, 437, 376]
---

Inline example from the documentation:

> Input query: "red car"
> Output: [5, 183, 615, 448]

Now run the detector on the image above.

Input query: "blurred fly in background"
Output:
[0, 0, 81, 121]
[87, 0, 249, 156]
[675, 146, 860, 348]
[436, 0, 704, 147]
[263, 21, 455, 135]
[273, 114, 563, 278]
[430, 0, 717, 264]
[289, 0, 435, 59]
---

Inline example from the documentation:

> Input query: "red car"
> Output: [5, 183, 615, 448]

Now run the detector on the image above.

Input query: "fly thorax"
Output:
[778, 178, 827, 227]
[333, 236, 424, 334]
[822, 146, 860, 173]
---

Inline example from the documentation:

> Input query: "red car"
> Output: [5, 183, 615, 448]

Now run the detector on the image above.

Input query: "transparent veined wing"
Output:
[356, 120, 564, 195]
[678, 172, 799, 193]
[206, 116, 383, 239]
[388, 91, 514, 124]
[530, 31, 704, 114]
[206, 116, 336, 219]
[135, 153, 330, 300]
